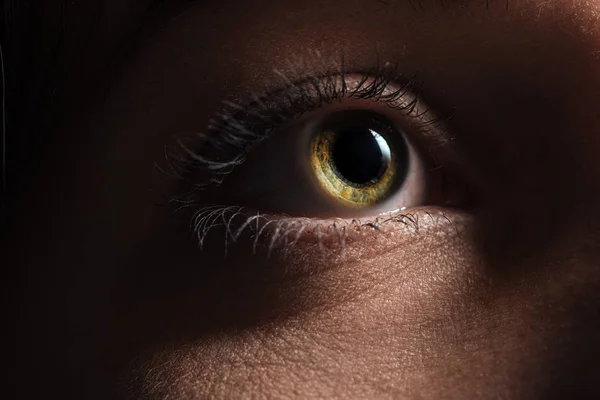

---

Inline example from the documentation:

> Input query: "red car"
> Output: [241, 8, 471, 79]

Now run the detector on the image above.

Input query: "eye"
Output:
[216, 105, 433, 218]
[176, 71, 463, 222]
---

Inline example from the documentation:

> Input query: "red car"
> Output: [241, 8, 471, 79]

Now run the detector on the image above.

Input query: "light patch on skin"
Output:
[128, 216, 493, 399]
[128, 226, 600, 399]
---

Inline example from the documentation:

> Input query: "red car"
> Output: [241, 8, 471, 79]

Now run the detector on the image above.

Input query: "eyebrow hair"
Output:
[404, 0, 510, 11]
[156, 0, 511, 11]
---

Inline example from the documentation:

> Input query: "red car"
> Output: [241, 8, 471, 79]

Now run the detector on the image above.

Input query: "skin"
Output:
[6, 0, 600, 398]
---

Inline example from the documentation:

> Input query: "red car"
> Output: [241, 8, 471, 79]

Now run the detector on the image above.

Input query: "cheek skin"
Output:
[112, 207, 598, 399]
[119, 214, 598, 400]
[116, 212, 490, 399]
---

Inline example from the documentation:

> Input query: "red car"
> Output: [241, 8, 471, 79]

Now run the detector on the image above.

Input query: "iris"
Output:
[309, 110, 409, 206]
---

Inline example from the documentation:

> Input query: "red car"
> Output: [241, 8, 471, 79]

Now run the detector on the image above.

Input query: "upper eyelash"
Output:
[166, 53, 451, 190]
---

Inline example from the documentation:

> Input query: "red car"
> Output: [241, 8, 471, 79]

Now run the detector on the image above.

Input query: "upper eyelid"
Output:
[168, 65, 453, 191]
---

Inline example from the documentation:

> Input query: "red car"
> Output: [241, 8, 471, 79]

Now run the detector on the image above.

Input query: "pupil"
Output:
[331, 126, 391, 185]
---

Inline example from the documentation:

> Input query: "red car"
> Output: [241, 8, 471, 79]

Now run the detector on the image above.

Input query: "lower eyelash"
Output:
[187, 204, 453, 258]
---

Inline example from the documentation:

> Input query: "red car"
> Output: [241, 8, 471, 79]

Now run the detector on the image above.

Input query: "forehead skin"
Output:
[7, 0, 600, 399]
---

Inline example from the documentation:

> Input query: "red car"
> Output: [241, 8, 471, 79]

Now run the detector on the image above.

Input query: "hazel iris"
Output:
[309, 110, 409, 206]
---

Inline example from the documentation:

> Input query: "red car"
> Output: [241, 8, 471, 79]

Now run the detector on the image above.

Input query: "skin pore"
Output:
[6, 0, 600, 398]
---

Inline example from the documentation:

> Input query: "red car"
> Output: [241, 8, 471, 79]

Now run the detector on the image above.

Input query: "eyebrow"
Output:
[151, 0, 512, 14]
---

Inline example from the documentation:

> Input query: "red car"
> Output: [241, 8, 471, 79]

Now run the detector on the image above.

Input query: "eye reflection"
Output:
[310, 110, 408, 207]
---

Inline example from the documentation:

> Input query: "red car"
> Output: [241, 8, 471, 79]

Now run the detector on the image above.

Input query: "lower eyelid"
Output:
[190, 205, 469, 263]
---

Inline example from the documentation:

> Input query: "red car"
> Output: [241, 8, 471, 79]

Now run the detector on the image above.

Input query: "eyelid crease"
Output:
[167, 56, 455, 191]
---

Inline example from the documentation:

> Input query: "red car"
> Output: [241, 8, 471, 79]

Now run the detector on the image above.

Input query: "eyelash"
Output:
[166, 53, 458, 255]
[168, 56, 451, 189]
[187, 204, 455, 259]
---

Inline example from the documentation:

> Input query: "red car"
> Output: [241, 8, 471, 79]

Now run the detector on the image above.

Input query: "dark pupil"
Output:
[331, 126, 389, 185]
